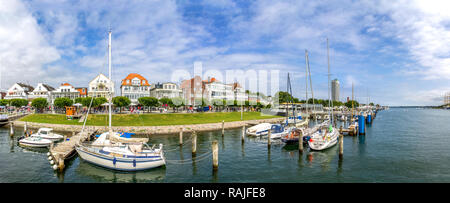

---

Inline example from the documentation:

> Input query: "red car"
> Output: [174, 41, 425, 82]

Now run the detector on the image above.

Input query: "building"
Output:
[331, 79, 340, 101]
[75, 87, 88, 98]
[29, 83, 55, 102]
[88, 73, 114, 98]
[150, 82, 182, 99]
[445, 92, 450, 106]
[51, 83, 80, 104]
[181, 76, 245, 106]
[5, 83, 34, 100]
[120, 73, 150, 105]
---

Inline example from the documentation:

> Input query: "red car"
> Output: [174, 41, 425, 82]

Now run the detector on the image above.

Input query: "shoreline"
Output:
[12, 117, 285, 135]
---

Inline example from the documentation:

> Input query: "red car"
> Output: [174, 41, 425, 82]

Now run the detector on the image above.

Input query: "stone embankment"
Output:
[13, 117, 285, 135]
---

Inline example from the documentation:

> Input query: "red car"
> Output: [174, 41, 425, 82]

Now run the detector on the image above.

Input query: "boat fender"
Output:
[52, 164, 57, 170]
[47, 152, 51, 156]
[113, 157, 117, 165]
[50, 160, 54, 165]
[133, 159, 136, 167]
[48, 156, 52, 161]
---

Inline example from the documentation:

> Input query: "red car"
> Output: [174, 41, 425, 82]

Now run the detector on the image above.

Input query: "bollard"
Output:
[339, 133, 344, 160]
[298, 130, 303, 153]
[358, 115, 365, 135]
[241, 125, 245, 143]
[221, 120, 225, 136]
[212, 140, 218, 171]
[179, 128, 183, 146]
[58, 155, 65, 172]
[24, 122, 27, 133]
[10, 123, 14, 136]
[192, 131, 197, 156]
[267, 129, 271, 147]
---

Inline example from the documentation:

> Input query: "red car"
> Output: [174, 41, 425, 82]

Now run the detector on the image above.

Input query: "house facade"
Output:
[29, 83, 55, 102]
[150, 82, 182, 99]
[5, 83, 34, 100]
[120, 73, 150, 105]
[51, 83, 80, 104]
[88, 73, 114, 98]
[75, 87, 88, 98]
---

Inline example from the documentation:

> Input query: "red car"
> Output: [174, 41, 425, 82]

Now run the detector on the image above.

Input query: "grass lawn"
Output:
[19, 112, 281, 126]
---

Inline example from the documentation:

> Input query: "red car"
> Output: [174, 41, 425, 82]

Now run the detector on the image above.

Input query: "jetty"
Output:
[48, 128, 98, 172]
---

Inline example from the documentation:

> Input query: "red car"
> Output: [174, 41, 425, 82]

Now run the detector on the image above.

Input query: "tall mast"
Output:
[307, 51, 315, 114]
[305, 50, 308, 113]
[351, 82, 354, 121]
[327, 38, 333, 126]
[108, 30, 112, 133]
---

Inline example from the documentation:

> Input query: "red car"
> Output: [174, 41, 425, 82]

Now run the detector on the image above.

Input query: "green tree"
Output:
[31, 98, 48, 113]
[53, 97, 73, 112]
[112, 96, 131, 113]
[159, 98, 173, 107]
[74, 97, 84, 105]
[138, 97, 159, 112]
[10, 99, 28, 108]
[344, 100, 360, 109]
[94, 97, 108, 108]
[0, 99, 8, 106]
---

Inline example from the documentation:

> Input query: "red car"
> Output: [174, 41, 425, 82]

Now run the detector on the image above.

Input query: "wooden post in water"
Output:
[339, 125, 343, 134]
[241, 125, 245, 143]
[339, 133, 344, 160]
[267, 129, 271, 147]
[298, 130, 303, 153]
[192, 131, 197, 156]
[10, 122, 14, 136]
[221, 120, 225, 136]
[179, 128, 183, 146]
[24, 122, 27, 133]
[212, 140, 218, 171]
[58, 154, 65, 172]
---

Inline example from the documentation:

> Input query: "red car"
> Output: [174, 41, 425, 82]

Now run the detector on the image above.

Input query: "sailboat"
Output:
[75, 30, 165, 171]
[308, 38, 339, 151]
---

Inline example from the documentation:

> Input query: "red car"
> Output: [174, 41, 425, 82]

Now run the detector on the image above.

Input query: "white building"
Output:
[89, 73, 114, 98]
[121, 73, 150, 105]
[51, 83, 80, 104]
[5, 83, 34, 100]
[331, 79, 340, 101]
[150, 82, 182, 99]
[29, 83, 55, 102]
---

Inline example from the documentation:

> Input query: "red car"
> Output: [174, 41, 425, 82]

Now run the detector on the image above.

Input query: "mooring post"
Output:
[241, 125, 245, 143]
[221, 120, 225, 136]
[192, 131, 197, 156]
[24, 122, 27, 133]
[10, 122, 14, 136]
[212, 140, 218, 171]
[179, 128, 183, 146]
[339, 125, 343, 134]
[298, 131, 303, 153]
[58, 154, 65, 172]
[267, 129, 271, 147]
[339, 133, 344, 160]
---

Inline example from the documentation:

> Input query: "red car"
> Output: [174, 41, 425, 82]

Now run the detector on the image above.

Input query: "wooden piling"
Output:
[267, 129, 271, 147]
[221, 120, 225, 136]
[179, 128, 183, 146]
[339, 125, 343, 134]
[24, 122, 27, 133]
[241, 125, 245, 143]
[298, 130, 303, 153]
[212, 140, 218, 171]
[192, 131, 197, 156]
[10, 122, 14, 136]
[58, 154, 65, 172]
[339, 133, 344, 160]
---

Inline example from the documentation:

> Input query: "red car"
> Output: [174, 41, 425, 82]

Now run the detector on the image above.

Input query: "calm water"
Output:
[1, 108, 450, 183]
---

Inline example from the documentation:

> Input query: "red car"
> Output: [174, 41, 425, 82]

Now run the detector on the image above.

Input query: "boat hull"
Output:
[76, 146, 166, 171]
[19, 140, 51, 148]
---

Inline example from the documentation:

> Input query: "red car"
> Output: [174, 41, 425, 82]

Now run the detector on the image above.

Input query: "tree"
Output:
[74, 97, 84, 105]
[138, 97, 159, 112]
[31, 98, 48, 113]
[344, 100, 360, 109]
[112, 96, 131, 113]
[94, 97, 108, 108]
[53, 97, 73, 112]
[0, 99, 8, 106]
[159, 98, 173, 107]
[10, 99, 28, 108]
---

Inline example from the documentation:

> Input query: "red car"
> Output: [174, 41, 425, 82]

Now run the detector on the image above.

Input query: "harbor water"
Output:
[1, 108, 450, 183]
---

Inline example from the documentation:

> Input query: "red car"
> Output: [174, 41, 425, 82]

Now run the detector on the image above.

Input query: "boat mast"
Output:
[351, 82, 354, 121]
[108, 30, 112, 134]
[305, 50, 308, 114]
[306, 51, 315, 116]
[327, 38, 333, 126]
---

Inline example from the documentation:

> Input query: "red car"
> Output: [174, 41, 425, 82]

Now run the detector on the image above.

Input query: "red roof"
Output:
[121, 73, 150, 86]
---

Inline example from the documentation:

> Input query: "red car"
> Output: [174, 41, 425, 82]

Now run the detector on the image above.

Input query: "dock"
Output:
[48, 128, 97, 172]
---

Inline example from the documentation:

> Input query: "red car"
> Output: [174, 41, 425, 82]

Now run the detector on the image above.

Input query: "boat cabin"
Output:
[38, 128, 54, 135]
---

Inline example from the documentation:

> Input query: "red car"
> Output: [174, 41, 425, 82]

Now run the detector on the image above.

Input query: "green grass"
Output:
[19, 112, 281, 126]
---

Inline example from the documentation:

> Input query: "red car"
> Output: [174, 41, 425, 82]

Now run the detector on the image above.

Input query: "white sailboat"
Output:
[308, 38, 339, 151]
[75, 30, 165, 171]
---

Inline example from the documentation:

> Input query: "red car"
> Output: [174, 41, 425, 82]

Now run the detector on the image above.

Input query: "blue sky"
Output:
[0, 0, 449, 106]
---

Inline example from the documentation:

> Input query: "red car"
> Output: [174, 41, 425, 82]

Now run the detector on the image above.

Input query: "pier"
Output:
[48, 128, 98, 172]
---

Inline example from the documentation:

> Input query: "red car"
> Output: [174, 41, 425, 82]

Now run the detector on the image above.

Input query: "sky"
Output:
[0, 0, 449, 106]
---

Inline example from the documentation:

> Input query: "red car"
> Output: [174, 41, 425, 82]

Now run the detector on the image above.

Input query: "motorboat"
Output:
[267, 124, 287, 139]
[76, 132, 165, 171]
[18, 136, 52, 148]
[246, 123, 272, 136]
[307, 124, 339, 151]
[30, 128, 64, 142]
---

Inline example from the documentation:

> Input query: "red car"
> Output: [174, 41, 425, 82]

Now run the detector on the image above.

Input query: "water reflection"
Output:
[306, 146, 338, 172]
[76, 160, 166, 183]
